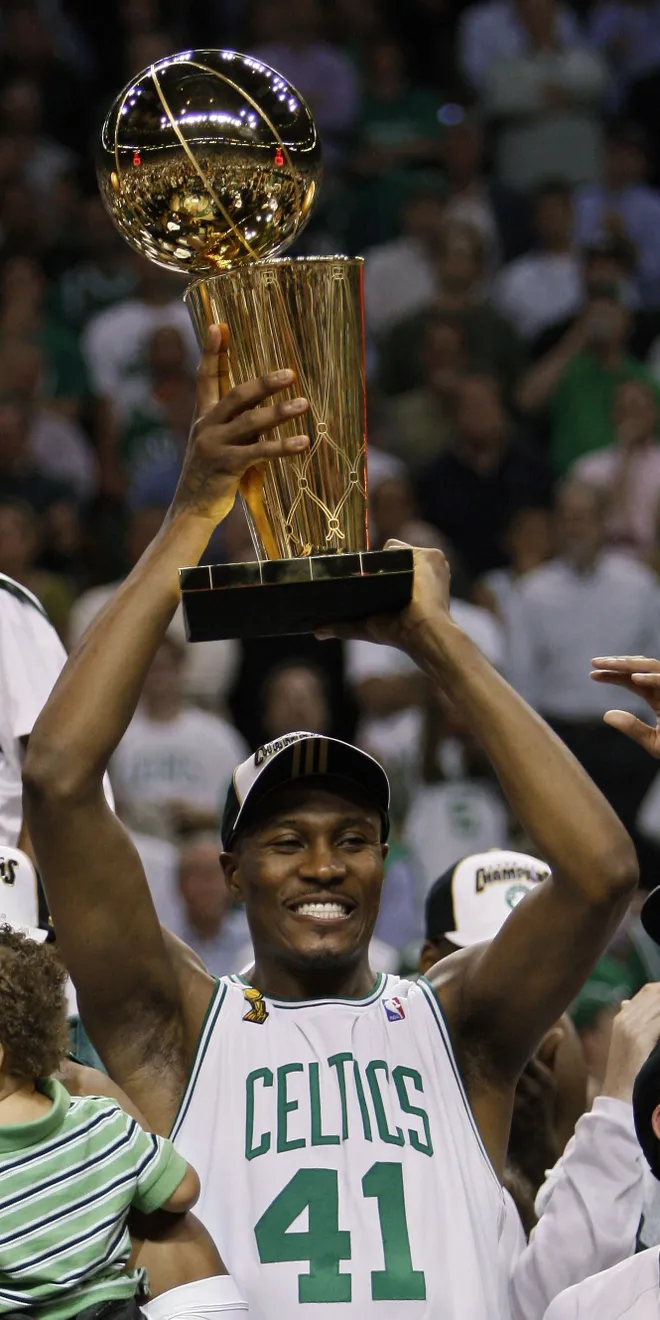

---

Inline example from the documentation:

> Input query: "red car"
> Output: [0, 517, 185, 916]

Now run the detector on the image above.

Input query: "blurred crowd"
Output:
[7, 0, 660, 1053]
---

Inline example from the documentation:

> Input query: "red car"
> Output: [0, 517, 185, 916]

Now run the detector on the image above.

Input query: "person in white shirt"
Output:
[0, 573, 74, 848]
[458, 0, 581, 96]
[481, 0, 608, 191]
[0, 576, 118, 1065]
[544, 972, 660, 1319]
[524, 982, 660, 1320]
[363, 188, 446, 340]
[541, 648, 660, 1320]
[494, 181, 582, 341]
[506, 480, 660, 834]
[420, 850, 660, 1320]
[475, 505, 553, 622]
[111, 636, 248, 841]
[81, 258, 197, 412]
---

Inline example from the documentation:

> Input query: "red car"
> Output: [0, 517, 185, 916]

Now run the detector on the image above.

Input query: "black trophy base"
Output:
[179, 548, 414, 641]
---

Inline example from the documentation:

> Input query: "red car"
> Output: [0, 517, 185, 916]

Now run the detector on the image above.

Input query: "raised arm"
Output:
[330, 546, 637, 1092]
[416, 557, 635, 1064]
[23, 326, 309, 1130]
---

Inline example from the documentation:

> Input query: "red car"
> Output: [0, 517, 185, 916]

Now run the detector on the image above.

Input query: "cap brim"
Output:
[642, 887, 660, 943]
[441, 929, 482, 949]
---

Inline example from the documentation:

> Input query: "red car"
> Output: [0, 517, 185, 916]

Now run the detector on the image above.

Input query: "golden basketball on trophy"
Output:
[98, 49, 413, 639]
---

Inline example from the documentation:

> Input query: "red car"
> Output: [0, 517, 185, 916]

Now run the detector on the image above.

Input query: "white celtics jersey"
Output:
[171, 972, 506, 1320]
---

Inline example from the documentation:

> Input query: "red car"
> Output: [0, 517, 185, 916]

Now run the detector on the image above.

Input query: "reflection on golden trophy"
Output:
[98, 49, 412, 638]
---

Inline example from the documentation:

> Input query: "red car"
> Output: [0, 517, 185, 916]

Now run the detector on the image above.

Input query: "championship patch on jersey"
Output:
[383, 996, 405, 1022]
[243, 985, 269, 1024]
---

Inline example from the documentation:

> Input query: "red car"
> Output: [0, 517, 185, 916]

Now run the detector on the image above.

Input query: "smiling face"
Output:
[222, 782, 387, 988]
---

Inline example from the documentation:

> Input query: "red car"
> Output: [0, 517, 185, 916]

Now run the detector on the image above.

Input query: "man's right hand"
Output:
[601, 984, 660, 1104]
[170, 323, 310, 528]
[591, 656, 660, 756]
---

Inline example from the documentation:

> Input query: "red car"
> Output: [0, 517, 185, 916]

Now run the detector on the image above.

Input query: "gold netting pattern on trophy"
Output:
[187, 258, 368, 559]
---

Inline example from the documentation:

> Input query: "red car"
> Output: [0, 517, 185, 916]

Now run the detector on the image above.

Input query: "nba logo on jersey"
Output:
[383, 996, 406, 1022]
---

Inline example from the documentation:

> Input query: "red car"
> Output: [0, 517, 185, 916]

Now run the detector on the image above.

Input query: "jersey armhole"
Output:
[418, 976, 502, 1189]
[169, 979, 227, 1141]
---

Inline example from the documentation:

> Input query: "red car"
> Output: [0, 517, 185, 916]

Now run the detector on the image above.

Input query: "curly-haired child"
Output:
[0, 924, 245, 1320]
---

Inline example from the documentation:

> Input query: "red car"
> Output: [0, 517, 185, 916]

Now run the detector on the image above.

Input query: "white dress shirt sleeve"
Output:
[0, 583, 114, 843]
[510, 1098, 644, 1320]
[543, 1249, 660, 1320]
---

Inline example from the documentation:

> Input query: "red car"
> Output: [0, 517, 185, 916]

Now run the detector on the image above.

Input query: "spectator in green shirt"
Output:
[517, 270, 660, 472]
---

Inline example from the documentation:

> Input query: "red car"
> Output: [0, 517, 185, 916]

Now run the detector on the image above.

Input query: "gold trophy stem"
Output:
[185, 257, 368, 562]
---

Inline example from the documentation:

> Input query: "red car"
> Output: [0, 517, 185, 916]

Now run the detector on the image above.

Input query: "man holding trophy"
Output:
[23, 50, 638, 1320]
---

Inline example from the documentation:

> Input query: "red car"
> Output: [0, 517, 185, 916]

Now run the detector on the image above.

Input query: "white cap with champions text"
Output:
[424, 848, 550, 948]
[0, 846, 49, 942]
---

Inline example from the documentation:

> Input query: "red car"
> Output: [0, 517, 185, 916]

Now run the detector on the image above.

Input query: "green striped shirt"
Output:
[0, 1078, 187, 1319]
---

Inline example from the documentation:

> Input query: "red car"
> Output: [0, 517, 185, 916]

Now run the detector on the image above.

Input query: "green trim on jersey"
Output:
[229, 971, 388, 1009]
[418, 977, 501, 1189]
[170, 980, 227, 1142]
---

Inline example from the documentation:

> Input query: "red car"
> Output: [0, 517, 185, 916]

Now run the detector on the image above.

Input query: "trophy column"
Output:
[179, 256, 413, 641]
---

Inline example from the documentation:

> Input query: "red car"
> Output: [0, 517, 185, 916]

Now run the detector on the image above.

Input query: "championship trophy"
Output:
[98, 50, 413, 638]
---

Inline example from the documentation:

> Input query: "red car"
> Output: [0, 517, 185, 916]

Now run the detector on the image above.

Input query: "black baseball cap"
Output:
[221, 731, 390, 849]
[633, 1039, 660, 1179]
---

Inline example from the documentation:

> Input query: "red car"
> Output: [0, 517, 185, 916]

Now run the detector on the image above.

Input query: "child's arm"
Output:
[128, 1119, 200, 1217]
[158, 1162, 200, 1213]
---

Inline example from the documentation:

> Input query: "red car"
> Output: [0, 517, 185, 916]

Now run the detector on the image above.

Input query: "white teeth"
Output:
[294, 902, 349, 920]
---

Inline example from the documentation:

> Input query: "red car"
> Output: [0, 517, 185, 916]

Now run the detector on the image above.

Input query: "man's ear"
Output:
[380, 842, 389, 863]
[221, 852, 243, 903]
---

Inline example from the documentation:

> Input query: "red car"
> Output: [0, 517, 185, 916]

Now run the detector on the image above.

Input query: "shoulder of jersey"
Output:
[0, 574, 52, 623]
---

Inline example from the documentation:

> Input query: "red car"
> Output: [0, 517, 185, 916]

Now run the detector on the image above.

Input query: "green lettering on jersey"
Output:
[328, 1052, 352, 1141]
[393, 1066, 434, 1157]
[362, 1162, 426, 1300]
[255, 1168, 352, 1302]
[366, 1061, 404, 1146]
[309, 1062, 340, 1146]
[352, 1060, 372, 1142]
[277, 1062, 305, 1153]
[245, 1067, 273, 1161]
